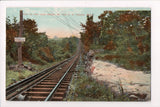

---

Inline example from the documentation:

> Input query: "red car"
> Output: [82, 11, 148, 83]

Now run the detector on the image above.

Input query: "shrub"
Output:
[6, 54, 15, 65]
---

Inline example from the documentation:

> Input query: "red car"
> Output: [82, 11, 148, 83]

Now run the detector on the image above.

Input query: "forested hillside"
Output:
[6, 16, 78, 66]
[80, 11, 150, 71]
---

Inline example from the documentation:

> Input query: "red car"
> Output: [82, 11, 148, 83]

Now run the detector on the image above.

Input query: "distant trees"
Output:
[80, 11, 151, 71]
[48, 36, 78, 61]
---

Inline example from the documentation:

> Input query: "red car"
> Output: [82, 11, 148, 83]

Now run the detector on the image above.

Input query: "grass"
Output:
[6, 60, 62, 87]
[65, 64, 130, 101]
[6, 70, 36, 87]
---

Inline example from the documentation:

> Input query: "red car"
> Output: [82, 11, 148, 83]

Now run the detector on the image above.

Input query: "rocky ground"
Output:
[90, 60, 151, 101]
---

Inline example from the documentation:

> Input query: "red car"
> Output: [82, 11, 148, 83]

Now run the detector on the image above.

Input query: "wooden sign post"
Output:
[15, 10, 24, 66]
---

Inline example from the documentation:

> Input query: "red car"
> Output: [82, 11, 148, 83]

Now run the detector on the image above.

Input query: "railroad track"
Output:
[6, 53, 79, 101]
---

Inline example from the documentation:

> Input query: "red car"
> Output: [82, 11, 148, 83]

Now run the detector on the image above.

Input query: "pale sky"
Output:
[6, 7, 150, 39]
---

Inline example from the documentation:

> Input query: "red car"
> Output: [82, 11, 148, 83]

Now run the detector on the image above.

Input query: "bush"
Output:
[31, 50, 48, 65]
[64, 52, 71, 58]
[6, 54, 15, 65]
[65, 66, 115, 101]
[74, 73, 114, 100]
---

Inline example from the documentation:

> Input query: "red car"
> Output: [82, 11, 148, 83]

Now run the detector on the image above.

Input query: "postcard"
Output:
[0, 1, 160, 107]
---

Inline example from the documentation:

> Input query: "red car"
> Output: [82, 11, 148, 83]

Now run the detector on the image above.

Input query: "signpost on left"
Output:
[14, 10, 25, 67]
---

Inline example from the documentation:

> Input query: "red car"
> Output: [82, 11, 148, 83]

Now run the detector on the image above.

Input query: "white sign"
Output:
[14, 37, 25, 42]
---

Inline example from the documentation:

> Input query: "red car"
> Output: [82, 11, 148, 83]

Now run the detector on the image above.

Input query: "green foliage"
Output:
[80, 11, 151, 72]
[6, 15, 79, 88]
[6, 70, 36, 87]
[6, 61, 62, 87]
[65, 65, 130, 101]
[6, 17, 50, 64]
[23, 18, 38, 34]
[65, 67, 113, 101]
[64, 51, 71, 58]
[31, 50, 48, 64]
[48, 37, 78, 61]
[6, 17, 79, 65]
[6, 17, 19, 60]
[74, 73, 113, 100]
[90, 44, 104, 50]
[6, 16, 79, 87]
[6, 54, 15, 65]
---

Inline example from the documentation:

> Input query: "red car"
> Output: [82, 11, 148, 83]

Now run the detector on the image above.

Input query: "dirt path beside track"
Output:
[91, 60, 151, 101]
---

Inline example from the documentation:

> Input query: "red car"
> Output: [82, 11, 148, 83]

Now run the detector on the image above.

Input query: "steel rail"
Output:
[8, 68, 60, 101]
[6, 56, 74, 100]
[6, 40, 81, 101]
[45, 56, 78, 101]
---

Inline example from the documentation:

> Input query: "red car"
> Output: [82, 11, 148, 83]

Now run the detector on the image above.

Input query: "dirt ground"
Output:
[91, 60, 151, 101]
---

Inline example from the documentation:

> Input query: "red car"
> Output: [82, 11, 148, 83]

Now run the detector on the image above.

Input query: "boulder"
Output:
[129, 94, 138, 100]
[87, 50, 95, 58]
[17, 94, 26, 101]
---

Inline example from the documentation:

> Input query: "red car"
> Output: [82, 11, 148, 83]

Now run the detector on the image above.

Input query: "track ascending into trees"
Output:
[6, 42, 81, 101]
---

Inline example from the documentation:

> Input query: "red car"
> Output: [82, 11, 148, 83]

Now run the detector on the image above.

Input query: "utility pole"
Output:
[18, 10, 23, 66]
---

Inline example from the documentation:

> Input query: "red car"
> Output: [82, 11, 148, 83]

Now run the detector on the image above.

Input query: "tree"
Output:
[80, 15, 100, 52]
[23, 19, 38, 34]
[6, 17, 18, 60]
[80, 10, 151, 71]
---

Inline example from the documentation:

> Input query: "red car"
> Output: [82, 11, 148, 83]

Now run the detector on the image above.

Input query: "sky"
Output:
[6, 7, 150, 39]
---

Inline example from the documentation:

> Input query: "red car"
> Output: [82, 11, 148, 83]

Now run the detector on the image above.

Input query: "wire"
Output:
[61, 14, 74, 36]
[47, 11, 80, 32]
[66, 15, 80, 28]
